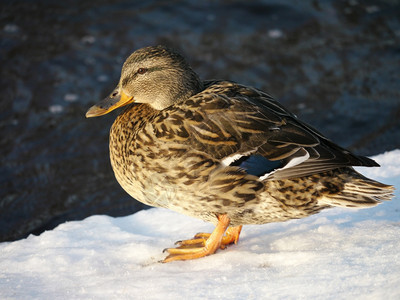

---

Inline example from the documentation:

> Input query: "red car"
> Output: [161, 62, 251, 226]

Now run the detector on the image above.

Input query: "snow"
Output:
[1, 150, 399, 299]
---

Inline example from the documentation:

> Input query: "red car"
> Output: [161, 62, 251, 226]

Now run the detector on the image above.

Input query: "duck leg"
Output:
[221, 225, 242, 248]
[163, 215, 241, 263]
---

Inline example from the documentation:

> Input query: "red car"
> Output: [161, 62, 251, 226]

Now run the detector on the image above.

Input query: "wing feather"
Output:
[154, 80, 378, 180]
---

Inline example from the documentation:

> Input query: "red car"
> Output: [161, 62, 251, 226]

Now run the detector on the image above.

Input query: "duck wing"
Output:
[153, 80, 378, 180]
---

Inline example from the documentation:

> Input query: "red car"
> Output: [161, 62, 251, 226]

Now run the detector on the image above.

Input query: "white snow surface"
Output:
[1, 150, 400, 299]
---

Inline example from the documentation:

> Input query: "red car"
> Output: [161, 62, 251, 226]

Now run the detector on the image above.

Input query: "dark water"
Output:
[1, 0, 399, 242]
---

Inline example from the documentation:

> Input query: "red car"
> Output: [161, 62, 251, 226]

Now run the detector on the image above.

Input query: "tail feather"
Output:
[318, 169, 394, 208]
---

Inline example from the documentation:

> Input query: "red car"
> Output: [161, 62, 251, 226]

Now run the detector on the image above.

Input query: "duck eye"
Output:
[137, 68, 148, 74]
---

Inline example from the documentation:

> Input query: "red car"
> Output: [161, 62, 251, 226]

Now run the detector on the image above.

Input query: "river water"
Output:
[1, 0, 399, 241]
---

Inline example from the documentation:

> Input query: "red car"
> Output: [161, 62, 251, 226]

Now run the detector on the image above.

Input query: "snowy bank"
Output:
[1, 150, 399, 299]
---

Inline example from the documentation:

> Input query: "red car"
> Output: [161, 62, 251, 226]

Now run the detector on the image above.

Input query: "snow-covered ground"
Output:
[1, 150, 399, 299]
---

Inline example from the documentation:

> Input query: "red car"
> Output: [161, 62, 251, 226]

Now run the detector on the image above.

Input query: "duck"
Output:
[86, 45, 394, 263]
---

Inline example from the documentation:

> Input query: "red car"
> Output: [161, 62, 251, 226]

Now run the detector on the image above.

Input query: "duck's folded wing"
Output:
[153, 81, 378, 180]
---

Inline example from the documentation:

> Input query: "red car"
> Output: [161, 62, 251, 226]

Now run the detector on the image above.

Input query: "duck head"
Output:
[86, 45, 203, 117]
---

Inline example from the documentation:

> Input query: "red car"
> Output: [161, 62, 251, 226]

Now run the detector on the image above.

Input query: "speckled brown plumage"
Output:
[86, 45, 394, 262]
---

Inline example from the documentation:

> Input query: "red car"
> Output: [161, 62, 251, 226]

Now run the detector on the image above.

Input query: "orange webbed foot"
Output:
[162, 215, 242, 263]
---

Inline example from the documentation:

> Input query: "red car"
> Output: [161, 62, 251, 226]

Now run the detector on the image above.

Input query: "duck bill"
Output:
[85, 90, 134, 118]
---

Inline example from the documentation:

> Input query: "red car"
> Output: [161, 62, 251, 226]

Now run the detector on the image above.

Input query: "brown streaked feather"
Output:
[153, 80, 377, 180]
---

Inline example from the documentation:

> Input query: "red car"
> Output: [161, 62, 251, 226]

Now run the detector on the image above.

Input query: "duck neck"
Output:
[150, 68, 204, 110]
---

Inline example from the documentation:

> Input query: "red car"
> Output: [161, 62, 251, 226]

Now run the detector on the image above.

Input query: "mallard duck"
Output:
[86, 45, 394, 262]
